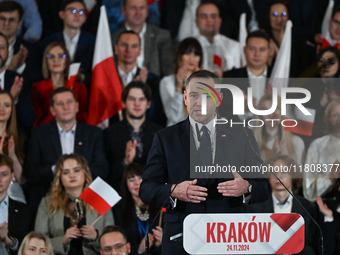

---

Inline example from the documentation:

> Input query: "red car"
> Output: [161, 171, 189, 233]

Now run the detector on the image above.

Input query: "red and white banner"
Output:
[80, 177, 121, 216]
[284, 105, 315, 136]
[88, 6, 123, 127]
[84, 0, 96, 14]
[66, 62, 81, 89]
[183, 213, 305, 254]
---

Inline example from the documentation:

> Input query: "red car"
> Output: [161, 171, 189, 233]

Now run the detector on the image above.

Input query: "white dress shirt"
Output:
[246, 66, 267, 106]
[125, 23, 147, 68]
[118, 65, 138, 87]
[0, 69, 6, 91]
[272, 192, 293, 213]
[63, 30, 81, 62]
[57, 122, 77, 155]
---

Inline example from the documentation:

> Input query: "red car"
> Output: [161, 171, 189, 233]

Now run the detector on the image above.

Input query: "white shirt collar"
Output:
[272, 192, 293, 208]
[246, 66, 267, 78]
[117, 65, 138, 77]
[57, 122, 77, 134]
[63, 30, 81, 44]
[0, 194, 9, 207]
[8, 37, 16, 52]
[125, 22, 147, 36]
[189, 114, 217, 137]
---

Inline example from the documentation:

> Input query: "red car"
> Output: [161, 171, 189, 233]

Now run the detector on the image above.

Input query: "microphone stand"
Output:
[241, 127, 324, 255]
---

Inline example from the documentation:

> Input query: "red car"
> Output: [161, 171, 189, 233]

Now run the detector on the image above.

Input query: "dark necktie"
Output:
[199, 126, 212, 168]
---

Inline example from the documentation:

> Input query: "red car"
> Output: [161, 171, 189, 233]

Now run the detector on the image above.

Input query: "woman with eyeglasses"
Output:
[35, 153, 114, 255]
[113, 163, 162, 255]
[262, 0, 314, 77]
[18, 231, 54, 255]
[32, 42, 88, 126]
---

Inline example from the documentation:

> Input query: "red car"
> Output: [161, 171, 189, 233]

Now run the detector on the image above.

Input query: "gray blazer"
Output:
[35, 197, 114, 255]
[112, 24, 175, 78]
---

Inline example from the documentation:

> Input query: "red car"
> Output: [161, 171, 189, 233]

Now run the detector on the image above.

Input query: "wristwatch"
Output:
[247, 182, 252, 195]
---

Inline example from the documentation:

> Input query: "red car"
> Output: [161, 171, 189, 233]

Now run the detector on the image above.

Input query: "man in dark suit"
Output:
[221, 30, 271, 121]
[24, 87, 108, 212]
[139, 70, 271, 255]
[114, 30, 165, 126]
[111, 0, 174, 79]
[0, 1, 41, 84]
[104, 81, 162, 193]
[0, 154, 30, 255]
[41, 0, 95, 92]
[246, 155, 318, 255]
[0, 31, 34, 136]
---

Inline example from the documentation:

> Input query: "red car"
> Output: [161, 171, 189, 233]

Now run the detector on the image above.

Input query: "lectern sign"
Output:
[183, 213, 305, 254]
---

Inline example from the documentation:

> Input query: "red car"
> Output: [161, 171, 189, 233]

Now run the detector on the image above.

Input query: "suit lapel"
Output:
[50, 122, 62, 156]
[143, 26, 153, 68]
[8, 198, 19, 236]
[74, 123, 84, 155]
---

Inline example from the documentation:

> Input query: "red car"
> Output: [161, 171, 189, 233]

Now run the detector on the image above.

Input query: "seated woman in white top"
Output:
[304, 98, 340, 202]
[160, 38, 202, 126]
[253, 94, 305, 165]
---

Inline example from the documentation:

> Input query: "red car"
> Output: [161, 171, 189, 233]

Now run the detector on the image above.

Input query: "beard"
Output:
[127, 112, 145, 120]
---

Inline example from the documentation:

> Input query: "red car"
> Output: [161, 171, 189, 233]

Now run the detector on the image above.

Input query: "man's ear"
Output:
[50, 105, 56, 117]
[147, 100, 151, 109]
[76, 101, 79, 113]
[59, 10, 65, 20]
[127, 242, 131, 254]
[16, 20, 22, 31]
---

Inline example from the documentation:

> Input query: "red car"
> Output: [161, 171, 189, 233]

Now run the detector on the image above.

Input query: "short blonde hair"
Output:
[42, 42, 71, 79]
[18, 231, 53, 255]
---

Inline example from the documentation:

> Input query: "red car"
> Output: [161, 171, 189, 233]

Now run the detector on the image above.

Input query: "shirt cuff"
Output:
[243, 193, 252, 205]
[8, 237, 19, 251]
[324, 216, 334, 222]
[170, 196, 177, 209]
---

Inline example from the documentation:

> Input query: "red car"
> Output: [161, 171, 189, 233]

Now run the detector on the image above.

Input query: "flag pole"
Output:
[90, 215, 103, 226]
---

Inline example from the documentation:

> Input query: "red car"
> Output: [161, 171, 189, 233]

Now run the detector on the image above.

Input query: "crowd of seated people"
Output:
[0, 0, 339, 254]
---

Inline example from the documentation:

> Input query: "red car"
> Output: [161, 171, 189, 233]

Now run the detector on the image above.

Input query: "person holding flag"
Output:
[35, 153, 114, 255]
[32, 42, 88, 126]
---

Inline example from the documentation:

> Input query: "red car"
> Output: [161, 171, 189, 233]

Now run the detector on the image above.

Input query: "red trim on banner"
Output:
[80, 188, 111, 216]
[270, 213, 300, 232]
[213, 55, 222, 68]
[275, 225, 305, 254]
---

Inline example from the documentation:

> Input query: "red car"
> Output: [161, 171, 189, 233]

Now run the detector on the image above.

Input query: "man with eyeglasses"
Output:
[195, 2, 241, 77]
[100, 226, 131, 255]
[0, 1, 40, 84]
[25, 87, 108, 215]
[41, 0, 95, 93]
[322, 5, 340, 50]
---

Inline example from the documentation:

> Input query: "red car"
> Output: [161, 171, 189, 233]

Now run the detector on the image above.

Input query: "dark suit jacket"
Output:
[24, 121, 108, 211]
[245, 194, 318, 255]
[8, 198, 31, 255]
[4, 70, 35, 134]
[104, 119, 162, 193]
[112, 24, 174, 78]
[41, 30, 95, 90]
[139, 118, 271, 255]
[14, 37, 42, 84]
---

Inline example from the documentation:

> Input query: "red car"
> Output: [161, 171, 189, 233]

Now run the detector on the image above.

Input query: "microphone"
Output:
[241, 126, 324, 255]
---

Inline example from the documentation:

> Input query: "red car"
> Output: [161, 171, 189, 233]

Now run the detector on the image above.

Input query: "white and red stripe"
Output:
[321, 0, 336, 49]
[80, 177, 121, 216]
[88, 6, 124, 127]
[66, 62, 81, 89]
[284, 105, 315, 136]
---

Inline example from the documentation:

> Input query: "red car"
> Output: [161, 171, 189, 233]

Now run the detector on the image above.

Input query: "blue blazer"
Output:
[139, 118, 271, 255]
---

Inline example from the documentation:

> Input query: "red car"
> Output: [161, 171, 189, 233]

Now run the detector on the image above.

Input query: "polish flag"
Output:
[321, 0, 336, 49]
[84, 0, 96, 15]
[66, 62, 81, 89]
[269, 20, 292, 93]
[88, 6, 123, 127]
[80, 177, 121, 216]
[239, 13, 247, 67]
[284, 105, 316, 136]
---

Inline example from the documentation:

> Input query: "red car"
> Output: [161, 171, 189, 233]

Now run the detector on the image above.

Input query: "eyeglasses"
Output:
[66, 8, 85, 15]
[272, 11, 288, 17]
[46, 54, 67, 59]
[101, 243, 127, 254]
[0, 16, 18, 24]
